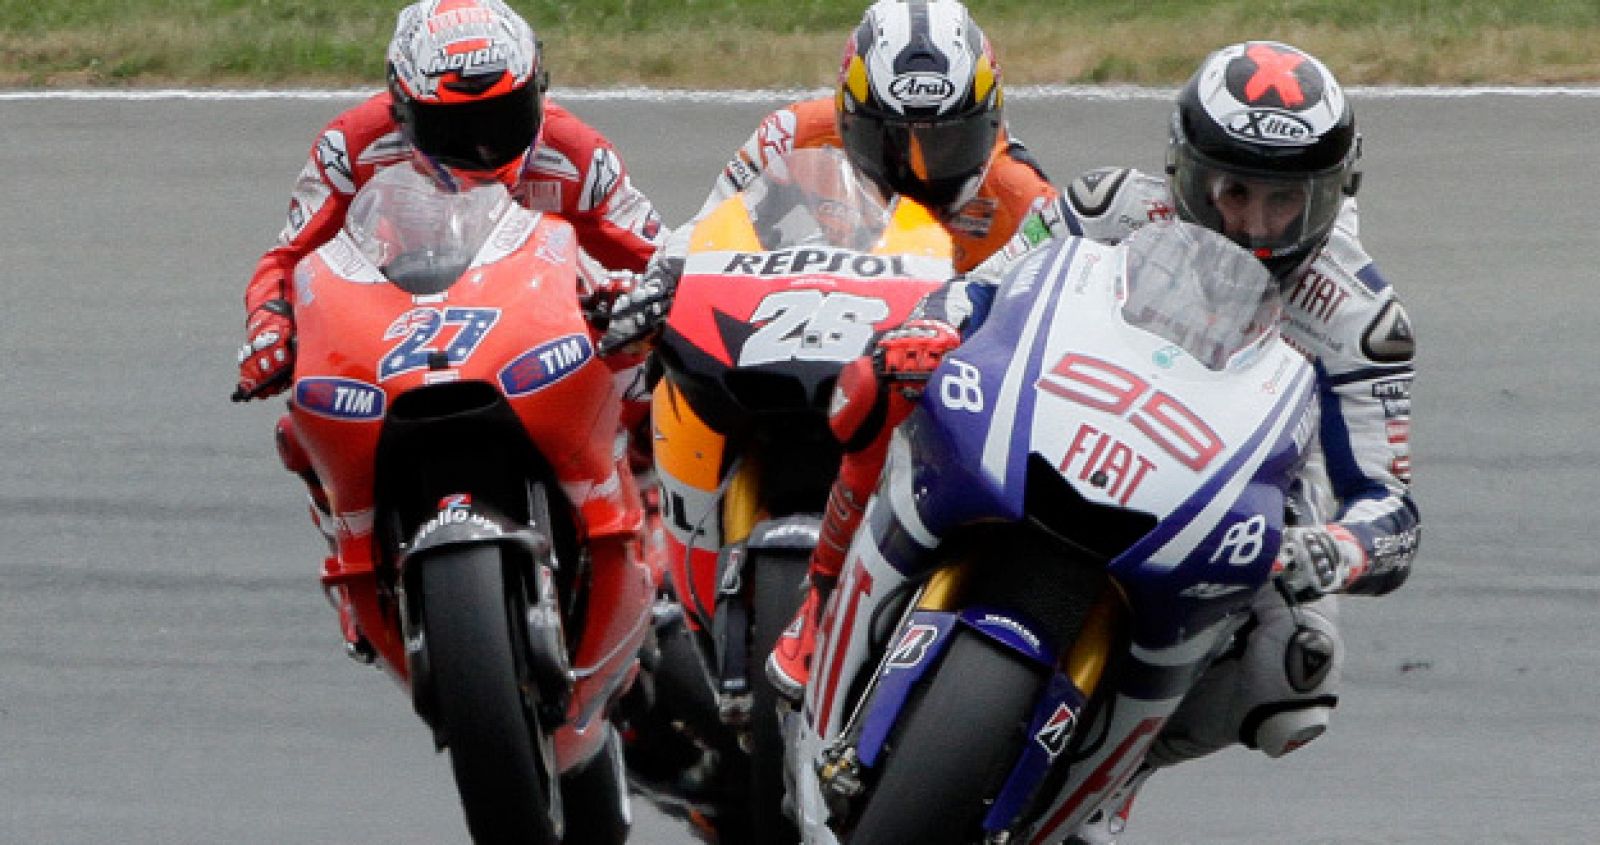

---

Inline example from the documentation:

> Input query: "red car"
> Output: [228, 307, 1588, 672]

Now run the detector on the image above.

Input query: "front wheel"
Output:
[845, 631, 1043, 845]
[744, 549, 809, 843]
[420, 545, 558, 844]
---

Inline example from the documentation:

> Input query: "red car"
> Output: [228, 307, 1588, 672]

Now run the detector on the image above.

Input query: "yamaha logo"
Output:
[1222, 109, 1314, 146]
[888, 73, 955, 105]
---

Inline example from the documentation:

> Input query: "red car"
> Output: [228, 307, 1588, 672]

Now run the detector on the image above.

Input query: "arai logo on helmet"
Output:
[1221, 109, 1315, 146]
[888, 73, 956, 106]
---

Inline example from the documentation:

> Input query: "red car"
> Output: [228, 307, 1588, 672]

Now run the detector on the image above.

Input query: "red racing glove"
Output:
[233, 299, 295, 402]
[872, 318, 962, 396]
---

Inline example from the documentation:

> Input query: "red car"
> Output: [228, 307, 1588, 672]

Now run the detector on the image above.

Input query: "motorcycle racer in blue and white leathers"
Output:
[794, 41, 1419, 843]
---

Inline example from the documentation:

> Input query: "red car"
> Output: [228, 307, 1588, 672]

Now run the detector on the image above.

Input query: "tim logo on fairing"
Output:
[295, 377, 385, 421]
[498, 333, 593, 396]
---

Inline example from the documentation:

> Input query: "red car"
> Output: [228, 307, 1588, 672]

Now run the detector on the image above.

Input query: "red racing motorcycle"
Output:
[271, 164, 657, 843]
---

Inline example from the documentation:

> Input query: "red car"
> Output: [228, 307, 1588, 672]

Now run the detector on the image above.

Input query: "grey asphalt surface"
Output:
[2, 91, 1597, 844]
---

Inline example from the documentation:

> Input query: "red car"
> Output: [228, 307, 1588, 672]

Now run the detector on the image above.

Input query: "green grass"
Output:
[1, 0, 1597, 87]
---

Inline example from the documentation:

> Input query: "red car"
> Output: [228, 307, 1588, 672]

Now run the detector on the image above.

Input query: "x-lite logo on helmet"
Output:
[388, 0, 538, 103]
[1201, 41, 1344, 147]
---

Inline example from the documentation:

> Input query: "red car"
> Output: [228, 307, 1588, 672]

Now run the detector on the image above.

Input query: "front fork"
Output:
[816, 561, 1126, 833]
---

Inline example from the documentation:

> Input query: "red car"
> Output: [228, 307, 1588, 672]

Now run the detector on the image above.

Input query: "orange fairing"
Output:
[652, 379, 727, 493]
[689, 196, 764, 253]
[878, 197, 949, 257]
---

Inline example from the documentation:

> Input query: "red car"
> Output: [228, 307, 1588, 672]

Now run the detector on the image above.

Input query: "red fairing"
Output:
[292, 217, 632, 548]
[290, 210, 646, 683]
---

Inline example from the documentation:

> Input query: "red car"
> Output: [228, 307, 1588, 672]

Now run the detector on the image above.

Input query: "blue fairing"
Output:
[897, 233, 1316, 647]
[903, 240, 1084, 534]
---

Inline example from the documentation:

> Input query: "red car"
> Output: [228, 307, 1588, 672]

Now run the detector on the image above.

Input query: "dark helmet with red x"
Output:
[1167, 41, 1361, 281]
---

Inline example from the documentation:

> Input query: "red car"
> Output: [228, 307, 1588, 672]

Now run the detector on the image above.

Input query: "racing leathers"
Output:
[601, 96, 1059, 352]
[918, 166, 1419, 770]
[682, 97, 1056, 274]
[243, 91, 666, 360]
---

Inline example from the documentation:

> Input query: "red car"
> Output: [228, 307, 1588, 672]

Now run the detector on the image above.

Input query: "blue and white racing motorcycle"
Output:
[784, 220, 1319, 844]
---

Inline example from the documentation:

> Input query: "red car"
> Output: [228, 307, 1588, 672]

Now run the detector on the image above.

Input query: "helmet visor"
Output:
[406, 83, 540, 172]
[842, 110, 997, 211]
[1171, 147, 1346, 264]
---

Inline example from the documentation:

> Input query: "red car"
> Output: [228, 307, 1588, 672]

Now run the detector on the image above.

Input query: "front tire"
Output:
[846, 631, 1043, 845]
[745, 549, 809, 843]
[421, 545, 558, 844]
[561, 725, 632, 844]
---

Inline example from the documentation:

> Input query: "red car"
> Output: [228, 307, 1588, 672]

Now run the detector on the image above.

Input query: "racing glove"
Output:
[581, 268, 641, 332]
[872, 318, 962, 396]
[598, 258, 680, 355]
[1275, 524, 1367, 602]
[233, 299, 295, 402]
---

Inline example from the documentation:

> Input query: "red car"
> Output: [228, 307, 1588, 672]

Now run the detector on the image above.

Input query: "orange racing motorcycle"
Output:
[633, 148, 952, 841]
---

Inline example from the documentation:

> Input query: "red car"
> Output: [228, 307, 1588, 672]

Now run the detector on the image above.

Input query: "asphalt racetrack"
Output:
[2, 89, 1597, 843]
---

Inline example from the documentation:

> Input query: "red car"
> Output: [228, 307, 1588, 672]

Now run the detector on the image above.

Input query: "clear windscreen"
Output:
[1120, 220, 1283, 370]
[344, 164, 514, 294]
[740, 147, 893, 251]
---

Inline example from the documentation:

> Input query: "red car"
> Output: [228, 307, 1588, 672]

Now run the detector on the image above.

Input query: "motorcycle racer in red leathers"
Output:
[782, 41, 1420, 844]
[235, 0, 665, 403]
[233, 0, 668, 661]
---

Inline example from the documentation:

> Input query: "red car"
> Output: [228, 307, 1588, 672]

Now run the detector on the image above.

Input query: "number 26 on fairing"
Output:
[738, 290, 889, 366]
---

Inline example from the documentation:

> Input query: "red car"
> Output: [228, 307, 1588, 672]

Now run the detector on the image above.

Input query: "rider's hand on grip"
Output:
[872, 318, 961, 396]
[1274, 524, 1365, 602]
[581, 269, 640, 331]
[233, 299, 295, 402]
[598, 263, 676, 356]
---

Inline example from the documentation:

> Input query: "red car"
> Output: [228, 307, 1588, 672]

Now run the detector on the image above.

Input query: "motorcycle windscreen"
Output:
[739, 147, 893, 252]
[1118, 220, 1284, 371]
[344, 164, 515, 295]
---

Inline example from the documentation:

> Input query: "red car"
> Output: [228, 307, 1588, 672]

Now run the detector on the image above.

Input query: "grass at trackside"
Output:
[1, 0, 1598, 87]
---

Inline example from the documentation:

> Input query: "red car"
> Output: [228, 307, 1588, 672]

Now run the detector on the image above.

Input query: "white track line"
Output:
[1, 85, 1598, 102]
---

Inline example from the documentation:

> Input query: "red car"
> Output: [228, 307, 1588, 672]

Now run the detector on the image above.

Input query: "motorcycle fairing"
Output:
[899, 235, 1316, 645]
[293, 198, 629, 546]
[659, 248, 949, 430]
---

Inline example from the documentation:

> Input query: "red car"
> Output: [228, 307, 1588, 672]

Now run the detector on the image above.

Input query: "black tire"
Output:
[561, 725, 632, 845]
[421, 545, 557, 844]
[846, 631, 1043, 845]
[743, 550, 809, 844]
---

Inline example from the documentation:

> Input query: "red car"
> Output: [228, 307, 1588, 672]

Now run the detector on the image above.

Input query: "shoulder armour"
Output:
[1067, 166, 1132, 219]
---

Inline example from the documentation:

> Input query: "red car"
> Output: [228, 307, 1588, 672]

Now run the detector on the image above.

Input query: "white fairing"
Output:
[989, 226, 1308, 524]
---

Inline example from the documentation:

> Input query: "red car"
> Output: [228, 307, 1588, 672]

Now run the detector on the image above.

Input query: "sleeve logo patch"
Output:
[1361, 300, 1415, 363]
